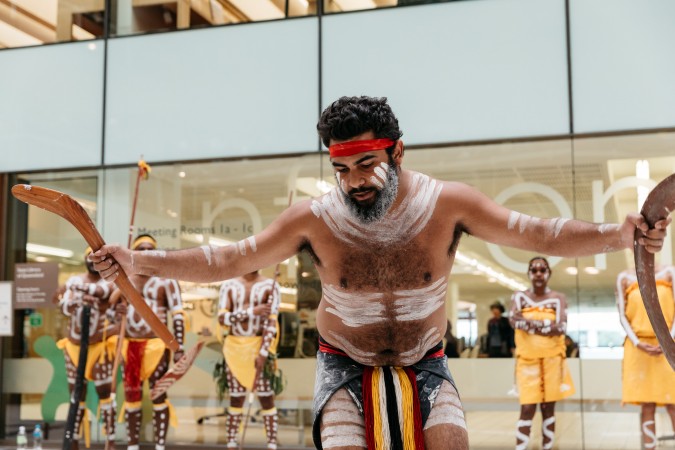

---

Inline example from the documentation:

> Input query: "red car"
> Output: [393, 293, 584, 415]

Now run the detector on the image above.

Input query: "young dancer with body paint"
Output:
[110, 235, 185, 450]
[218, 270, 281, 449]
[55, 247, 117, 450]
[616, 265, 675, 450]
[91, 96, 670, 449]
[509, 257, 574, 450]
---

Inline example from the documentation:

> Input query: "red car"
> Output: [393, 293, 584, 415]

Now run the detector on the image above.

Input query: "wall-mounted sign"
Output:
[0, 282, 13, 336]
[14, 262, 58, 309]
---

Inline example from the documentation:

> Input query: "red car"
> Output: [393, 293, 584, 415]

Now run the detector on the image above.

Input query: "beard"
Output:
[340, 161, 400, 224]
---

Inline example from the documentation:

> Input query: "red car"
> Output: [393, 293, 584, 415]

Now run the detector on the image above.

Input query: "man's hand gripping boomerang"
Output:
[634, 173, 675, 370]
[11, 184, 179, 351]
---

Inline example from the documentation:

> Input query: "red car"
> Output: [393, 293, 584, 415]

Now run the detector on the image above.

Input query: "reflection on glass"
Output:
[110, 0, 316, 37]
[10, 131, 675, 447]
[0, 0, 103, 49]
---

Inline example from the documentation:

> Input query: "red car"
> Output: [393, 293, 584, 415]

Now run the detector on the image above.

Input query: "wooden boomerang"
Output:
[634, 173, 675, 370]
[11, 184, 179, 351]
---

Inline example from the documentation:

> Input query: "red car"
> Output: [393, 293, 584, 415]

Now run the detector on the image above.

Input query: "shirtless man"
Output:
[616, 266, 675, 449]
[218, 270, 280, 449]
[112, 235, 185, 450]
[509, 257, 574, 450]
[91, 96, 669, 449]
[56, 247, 117, 450]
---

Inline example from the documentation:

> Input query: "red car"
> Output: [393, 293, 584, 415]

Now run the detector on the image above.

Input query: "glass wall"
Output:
[0, 0, 470, 49]
[0, 0, 318, 48]
[9, 130, 674, 448]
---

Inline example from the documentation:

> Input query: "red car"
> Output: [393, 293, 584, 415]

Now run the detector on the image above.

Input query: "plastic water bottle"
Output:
[32, 424, 43, 450]
[16, 426, 27, 449]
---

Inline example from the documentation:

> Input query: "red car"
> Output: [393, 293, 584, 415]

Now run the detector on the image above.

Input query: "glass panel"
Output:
[322, 0, 459, 14]
[110, 0, 316, 38]
[0, 0, 103, 49]
[573, 132, 675, 449]
[9, 131, 675, 447]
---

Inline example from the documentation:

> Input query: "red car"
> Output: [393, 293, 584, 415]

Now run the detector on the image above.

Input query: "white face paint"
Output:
[369, 176, 384, 189]
[311, 171, 442, 245]
[373, 162, 388, 185]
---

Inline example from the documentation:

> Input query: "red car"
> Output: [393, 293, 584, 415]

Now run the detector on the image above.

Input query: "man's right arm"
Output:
[92, 200, 312, 283]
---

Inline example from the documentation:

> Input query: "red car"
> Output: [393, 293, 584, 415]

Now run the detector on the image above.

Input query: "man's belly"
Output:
[316, 277, 449, 366]
[317, 310, 446, 367]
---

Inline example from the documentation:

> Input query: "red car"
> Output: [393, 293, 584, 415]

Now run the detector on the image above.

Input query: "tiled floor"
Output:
[9, 402, 675, 449]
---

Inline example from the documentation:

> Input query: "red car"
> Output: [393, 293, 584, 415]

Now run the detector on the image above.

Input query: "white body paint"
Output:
[311, 171, 442, 245]
[398, 327, 441, 366]
[218, 278, 279, 336]
[541, 416, 556, 449]
[423, 381, 467, 431]
[200, 245, 213, 266]
[323, 277, 447, 327]
[126, 276, 181, 337]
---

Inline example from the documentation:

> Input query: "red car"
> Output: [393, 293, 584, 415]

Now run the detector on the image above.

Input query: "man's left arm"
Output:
[446, 182, 670, 257]
[166, 279, 185, 362]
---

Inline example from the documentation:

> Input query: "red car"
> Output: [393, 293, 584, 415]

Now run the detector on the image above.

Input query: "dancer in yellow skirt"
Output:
[218, 270, 280, 449]
[509, 256, 574, 450]
[55, 247, 117, 449]
[617, 265, 675, 449]
[111, 235, 185, 450]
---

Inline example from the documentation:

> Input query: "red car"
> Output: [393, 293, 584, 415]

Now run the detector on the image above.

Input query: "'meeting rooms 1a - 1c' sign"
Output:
[14, 262, 58, 310]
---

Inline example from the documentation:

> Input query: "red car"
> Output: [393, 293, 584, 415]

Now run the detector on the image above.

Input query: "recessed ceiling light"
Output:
[565, 267, 578, 275]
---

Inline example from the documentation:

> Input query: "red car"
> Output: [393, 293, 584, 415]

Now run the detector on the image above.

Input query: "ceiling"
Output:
[0, 0, 396, 48]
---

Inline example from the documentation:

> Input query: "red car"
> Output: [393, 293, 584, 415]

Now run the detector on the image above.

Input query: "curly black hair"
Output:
[317, 96, 403, 151]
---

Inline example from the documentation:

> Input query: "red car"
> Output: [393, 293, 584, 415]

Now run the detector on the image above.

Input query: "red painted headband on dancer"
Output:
[328, 138, 395, 158]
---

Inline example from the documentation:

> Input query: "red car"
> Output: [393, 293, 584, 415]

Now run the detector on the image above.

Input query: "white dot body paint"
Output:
[144, 250, 166, 258]
[237, 240, 246, 256]
[200, 245, 212, 266]
[311, 171, 442, 245]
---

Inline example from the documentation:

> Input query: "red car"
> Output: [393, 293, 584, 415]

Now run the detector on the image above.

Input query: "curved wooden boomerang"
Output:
[633, 173, 675, 370]
[11, 184, 179, 351]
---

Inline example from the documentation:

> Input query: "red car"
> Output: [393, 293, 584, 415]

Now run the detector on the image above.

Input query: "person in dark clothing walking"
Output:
[487, 301, 515, 358]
